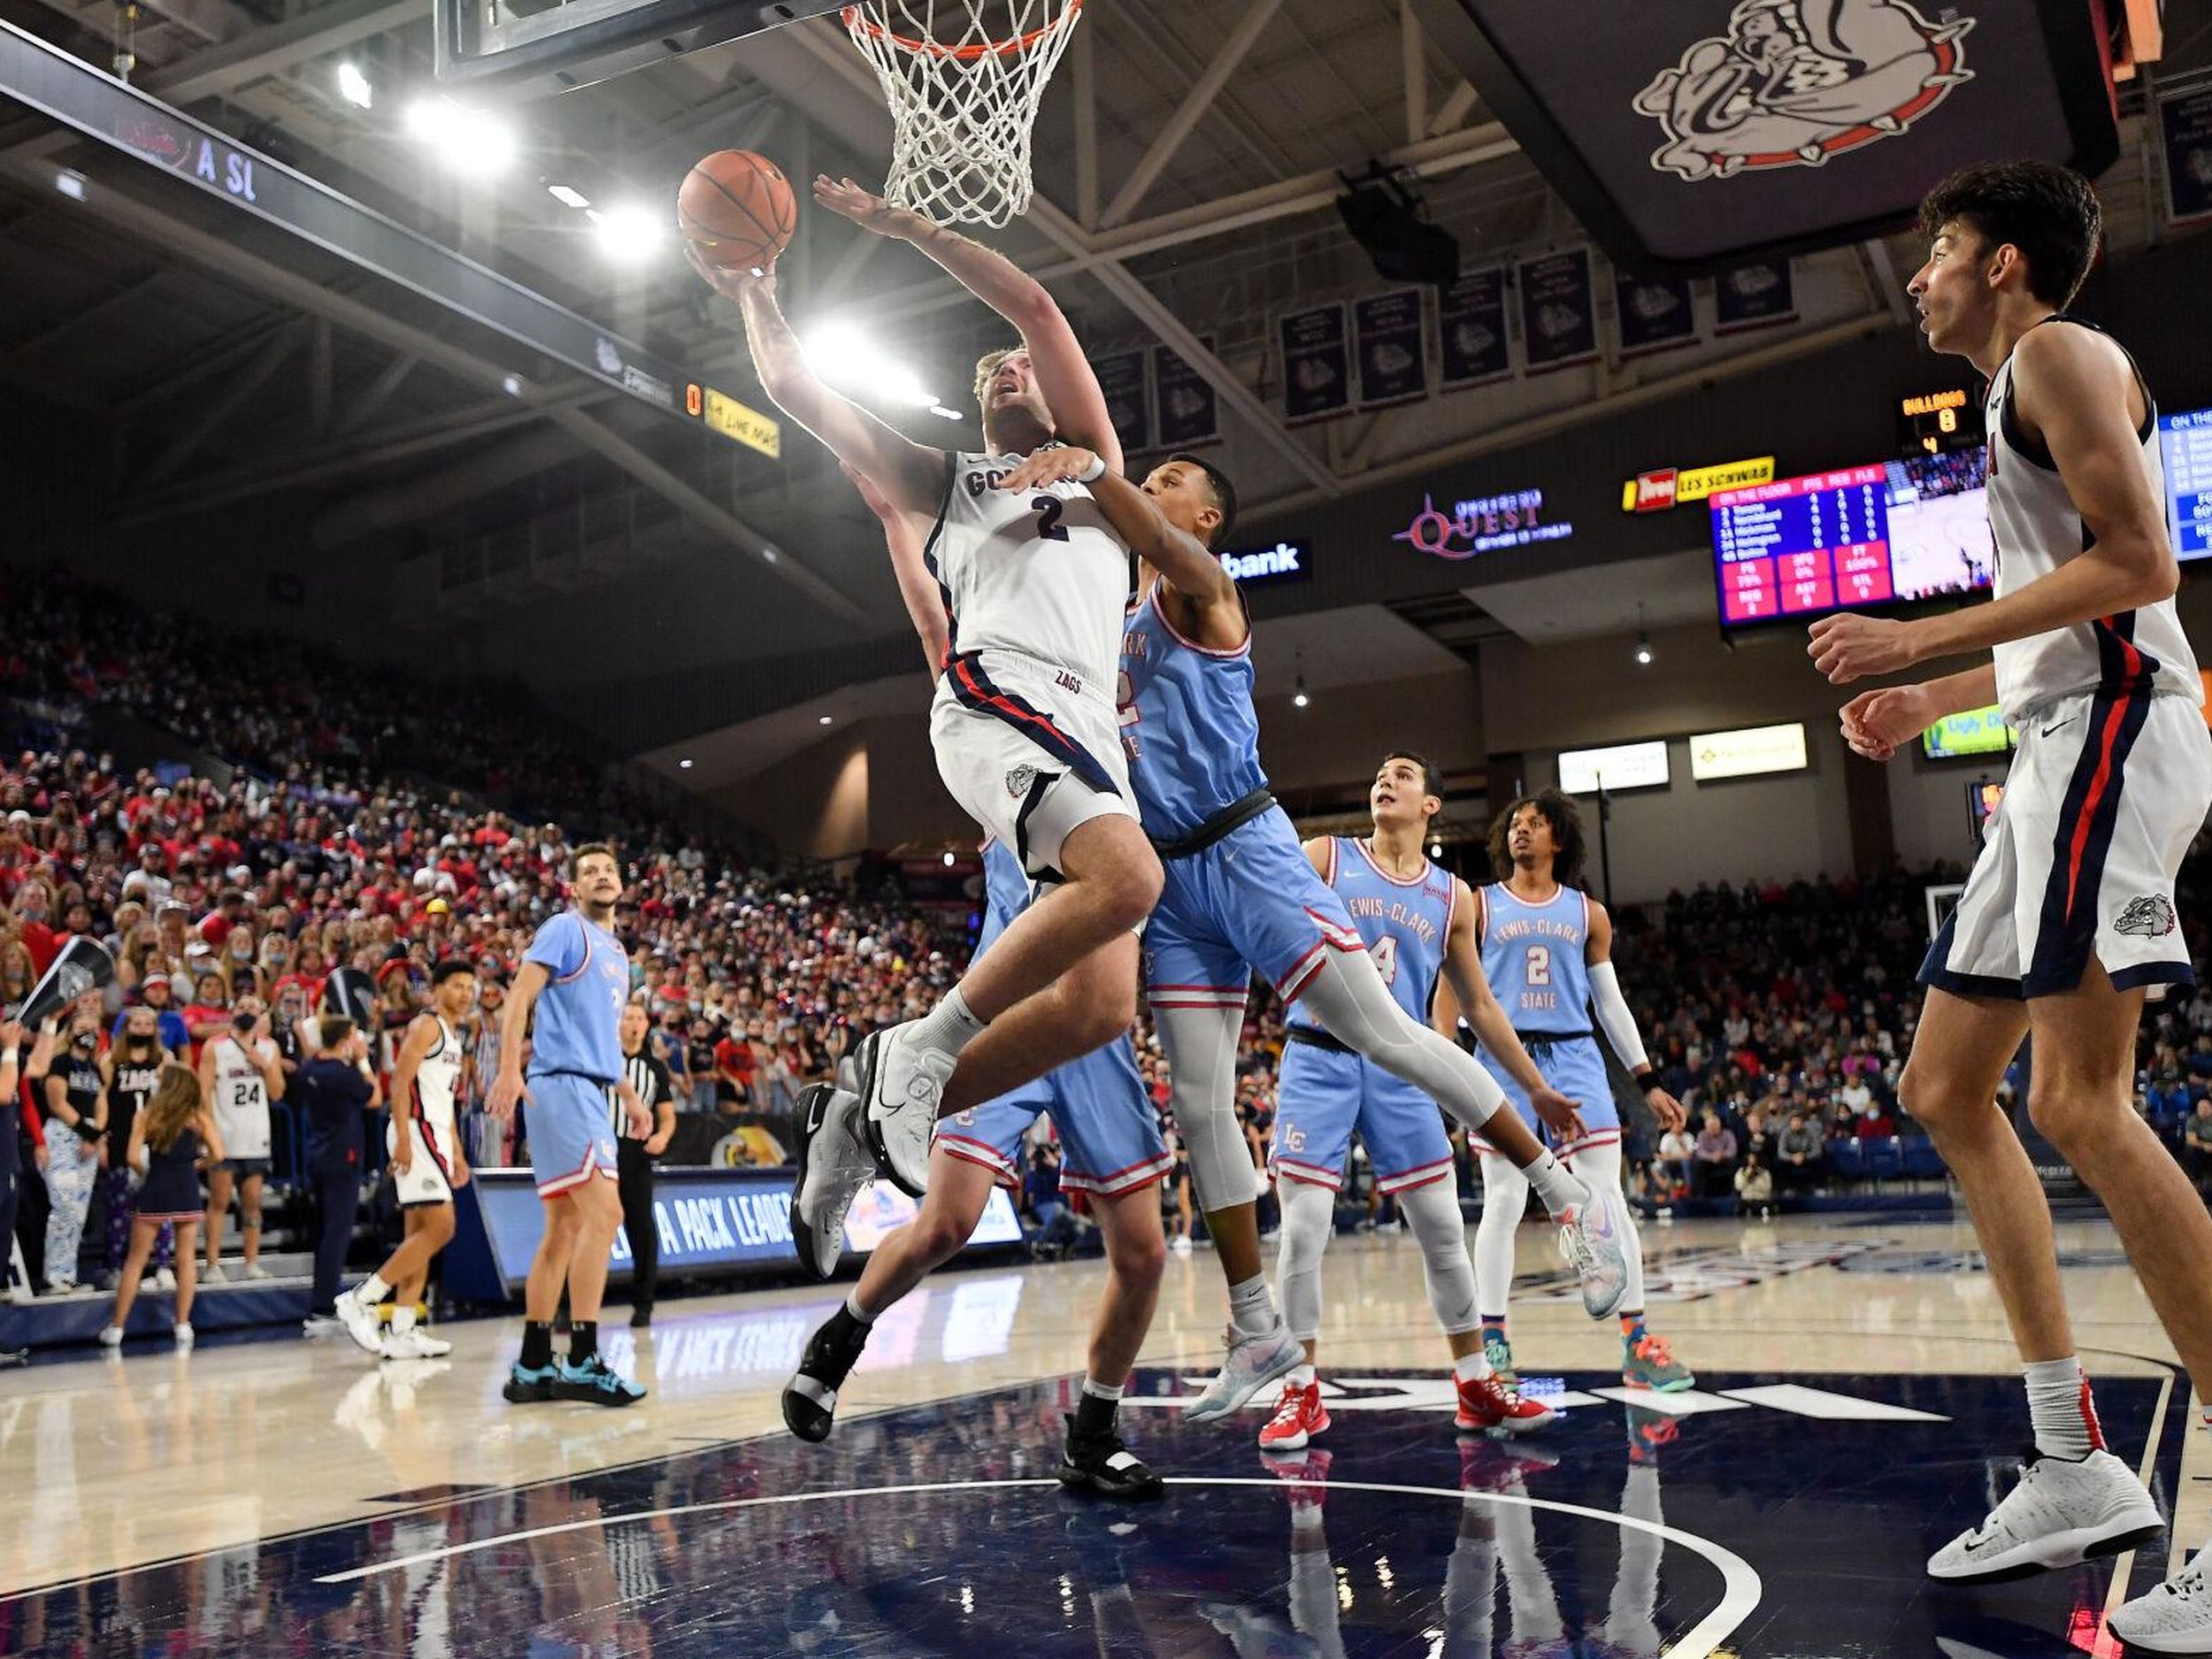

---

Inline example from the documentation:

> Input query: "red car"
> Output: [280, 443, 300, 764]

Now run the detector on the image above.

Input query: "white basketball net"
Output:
[842, 0, 1083, 228]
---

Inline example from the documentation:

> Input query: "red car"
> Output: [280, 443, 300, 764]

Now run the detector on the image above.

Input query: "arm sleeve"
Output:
[1588, 961, 1652, 1076]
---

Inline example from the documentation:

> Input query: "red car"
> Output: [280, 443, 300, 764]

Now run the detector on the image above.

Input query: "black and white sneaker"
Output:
[1927, 1446, 2162, 1583]
[782, 1309, 872, 1443]
[1058, 1416, 1167, 1502]
[790, 1082, 876, 1280]
[856, 1022, 952, 1198]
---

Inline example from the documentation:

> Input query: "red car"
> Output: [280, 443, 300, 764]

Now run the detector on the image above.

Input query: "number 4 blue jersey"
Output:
[1286, 838, 1457, 1032]
[1478, 883, 1593, 1036]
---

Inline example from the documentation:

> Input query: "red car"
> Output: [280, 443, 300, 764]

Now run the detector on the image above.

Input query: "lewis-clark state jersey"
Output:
[926, 448, 1132, 695]
[1479, 882, 1592, 1038]
[1118, 578, 1269, 841]
[1985, 316, 2200, 723]
[1288, 838, 1456, 1033]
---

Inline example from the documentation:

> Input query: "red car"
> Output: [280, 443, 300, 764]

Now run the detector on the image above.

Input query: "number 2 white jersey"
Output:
[1986, 317, 2200, 723]
[924, 448, 1133, 694]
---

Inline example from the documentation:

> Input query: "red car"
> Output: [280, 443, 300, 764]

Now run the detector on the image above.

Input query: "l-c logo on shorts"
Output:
[1006, 764, 1038, 799]
[2116, 895, 2178, 938]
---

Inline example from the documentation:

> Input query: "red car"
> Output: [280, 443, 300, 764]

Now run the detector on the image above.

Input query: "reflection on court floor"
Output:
[0, 1363, 2179, 1656]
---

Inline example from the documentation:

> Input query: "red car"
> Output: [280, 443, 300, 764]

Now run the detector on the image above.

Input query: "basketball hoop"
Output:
[842, 0, 1083, 228]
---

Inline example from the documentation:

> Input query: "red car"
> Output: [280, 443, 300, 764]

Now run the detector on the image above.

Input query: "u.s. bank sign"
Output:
[1220, 539, 1313, 586]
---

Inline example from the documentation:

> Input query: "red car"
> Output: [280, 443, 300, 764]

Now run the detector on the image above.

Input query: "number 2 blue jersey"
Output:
[1478, 883, 1592, 1037]
[522, 910, 629, 1082]
[1118, 580, 1269, 841]
[1287, 838, 1457, 1033]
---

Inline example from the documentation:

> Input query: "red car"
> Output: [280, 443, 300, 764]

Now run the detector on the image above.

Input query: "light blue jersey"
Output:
[523, 910, 628, 1082]
[1478, 882, 1594, 1038]
[1118, 579, 1268, 841]
[1289, 838, 1457, 1032]
[978, 838, 1032, 954]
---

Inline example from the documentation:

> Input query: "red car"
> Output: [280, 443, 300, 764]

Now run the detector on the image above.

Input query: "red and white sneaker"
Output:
[1256, 1379, 1331, 1451]
[1259, 1446, 1333, 1515]
[1455, 1370, 1556, 1438]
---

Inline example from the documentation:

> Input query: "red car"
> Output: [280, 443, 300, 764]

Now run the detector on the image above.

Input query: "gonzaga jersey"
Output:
[929, 448, 1132, 692]
[1289, 839, 1455, 1032]
[1118, 579, 1268, 840]
[411, 1016, 463, 1129]
[1479, 883, 1593, 1037]
[524, 910, 627, 1082]
[210, 1035, 275, 1159]
[1986, 318, 2199, 721]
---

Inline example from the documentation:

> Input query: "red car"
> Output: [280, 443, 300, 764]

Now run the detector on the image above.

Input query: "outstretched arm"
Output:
[994, 447, 1235, 616]
[844, 461, 951, 675]
[688, 253, 943, 513]
[815, 179, 1121, 473]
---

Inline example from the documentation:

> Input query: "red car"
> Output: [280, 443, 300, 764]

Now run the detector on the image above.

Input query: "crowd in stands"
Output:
[9, 563, 2212, 1305]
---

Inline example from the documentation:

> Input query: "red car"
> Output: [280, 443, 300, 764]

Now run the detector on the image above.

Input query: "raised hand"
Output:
[684, 240, 777, 300]
[995, 447, 1097, 493]
[812, 175, 918, 239]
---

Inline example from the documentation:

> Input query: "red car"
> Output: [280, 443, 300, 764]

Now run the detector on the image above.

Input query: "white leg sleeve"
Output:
[1603, 1462, 1664, 1649]
[1495, 1497, 1566, 1645]
[1473, 1154, 1529, 1321]
[1275, 1175, 1335, 1343]
[1294, 951, 1510, 1134]
[1397, 1178, 1479, 1335]
[1443, 1513, 1498, 1650]
[1152, 1001, 1261, 1211]
[1566, 1139, 1645, 1312]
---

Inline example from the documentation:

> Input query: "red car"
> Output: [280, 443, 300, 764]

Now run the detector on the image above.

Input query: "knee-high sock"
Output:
[1276, 1175, 1335, 1344]
[1151, 1001, 1261, 1211]
[1474, 1154, 1531, 1321]
[1397, 1177, 1479, 1334]
[1566, 1139, 1646, 1313]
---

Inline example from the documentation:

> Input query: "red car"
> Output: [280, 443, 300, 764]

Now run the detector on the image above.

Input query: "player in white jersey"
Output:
[1811, 162, 2212, 1645]
[197, 994, 284, 1282]
[334, 960, 475, 1361]
[695, 180, 1162, 1234]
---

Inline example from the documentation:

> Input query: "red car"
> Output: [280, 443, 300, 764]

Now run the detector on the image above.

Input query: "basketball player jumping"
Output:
[690, 179, 1163, 1238]
[1814, 162, 2212, 1647]
[1455, 790, 1693, 1395]
[1259, 753, 1562, 1453]
[488, 847, 652, 1407]
[780, 464, 1171, 1502]
[333, 958, 474, 1363]
[989, 441, 1633, 1420]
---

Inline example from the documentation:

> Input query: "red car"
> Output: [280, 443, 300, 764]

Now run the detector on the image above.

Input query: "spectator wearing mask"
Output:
[198, 994, 285, 1281]
[99, 1062, 220, 1348]
[40, 1004, 110, 1294]
[613, 1003, 676, 1328]
[296, 1015, 381, 1335]
[100, 1006, 173, 1287]
[119, 971, 192, 1055]
[178, 971, 232, 1064]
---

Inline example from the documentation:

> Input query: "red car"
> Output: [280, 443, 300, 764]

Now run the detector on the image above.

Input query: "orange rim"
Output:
[841, 0, 1081, 62]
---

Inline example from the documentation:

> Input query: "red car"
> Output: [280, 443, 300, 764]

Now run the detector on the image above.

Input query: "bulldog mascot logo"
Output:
[1633, 0, 1973, 181]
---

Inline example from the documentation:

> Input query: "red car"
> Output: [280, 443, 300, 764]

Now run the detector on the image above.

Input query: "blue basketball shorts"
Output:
[526, 1071, 620, 1197]
[933, 1034, 1170, 1197]
[1473, 1033, 1619, 1160]
[1270, 1037, 1455, 1193]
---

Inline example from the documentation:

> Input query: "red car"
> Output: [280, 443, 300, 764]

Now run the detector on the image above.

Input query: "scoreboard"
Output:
[1710, 465, 1892, 624]
[2162, 408, 2212, 560]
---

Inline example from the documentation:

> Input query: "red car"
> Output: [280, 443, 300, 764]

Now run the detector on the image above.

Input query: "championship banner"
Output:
[12, 938, 115, 1027]
[1715, 257, 1797, 333]
[1439, 265, 1511, 388]
[1279, 303, 1351, 424]
[1154, 340, 1219, 449]
[2160, 82, 2212, 230]
[1614, 270, 1697, 357]
[1094, 349, 1153, 457]
[1354, 289, 1429, 409]
[1518, 249, 1599, 373]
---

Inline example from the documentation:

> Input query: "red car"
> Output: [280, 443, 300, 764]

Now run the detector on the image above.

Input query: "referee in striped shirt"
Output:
[613, 1002, 677, 1327]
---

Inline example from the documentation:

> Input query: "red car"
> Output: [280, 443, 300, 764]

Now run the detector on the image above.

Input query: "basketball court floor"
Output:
[0, 1210, 2196, 1655]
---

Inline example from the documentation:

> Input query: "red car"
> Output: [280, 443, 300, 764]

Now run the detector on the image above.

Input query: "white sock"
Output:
[845, 1291, 877, 1326]
[1288, 1362, 1317, 1388]
[352, 1273, 390, 1305]
[391, 1303, 417, 1338]
[1521, 1152, 1588, 1218]
[2025, 1356, 2101, 1461]
[1453, 1349, 1494, 1384]
[1080, 1375, 1125, 1402]
[1228, 1272, 1279, 1338]
[911, 987, 986, 1057]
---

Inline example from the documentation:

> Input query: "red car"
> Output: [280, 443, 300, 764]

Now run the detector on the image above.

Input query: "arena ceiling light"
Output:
[591, 203, 664, 263]
[804, 323, 938, 411]
[336, 62, 373, 110]
[404, 97, 517, 178]
[546, 184, 591, 209]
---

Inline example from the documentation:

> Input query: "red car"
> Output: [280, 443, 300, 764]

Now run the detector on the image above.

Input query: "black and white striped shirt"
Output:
[608, 1049, 673, 1141]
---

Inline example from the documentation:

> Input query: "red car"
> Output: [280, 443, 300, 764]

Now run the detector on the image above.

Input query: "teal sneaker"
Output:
[553, 1353, 647, 1407]
[1483, 1332, 1517, 1387]
[503, 1360, 559, 1404]
[1621, 1333, 1694, 1393]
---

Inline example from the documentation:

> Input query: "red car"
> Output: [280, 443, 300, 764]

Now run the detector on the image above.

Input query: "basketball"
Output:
[679, 150, 796, 271]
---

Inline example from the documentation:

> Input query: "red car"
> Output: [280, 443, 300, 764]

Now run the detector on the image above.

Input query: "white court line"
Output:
[2100, 1367, 2176, 1624]
[311, 1474, 1763, 1658]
